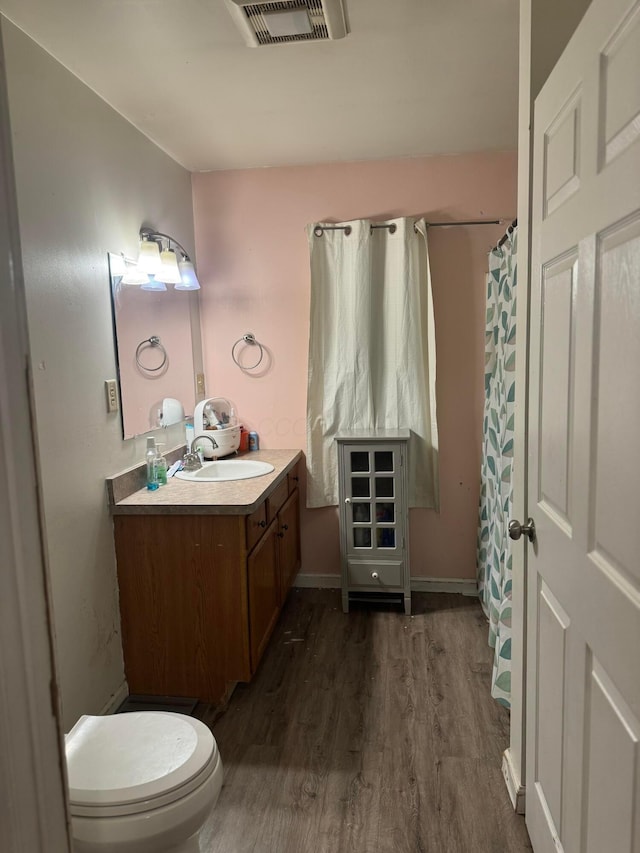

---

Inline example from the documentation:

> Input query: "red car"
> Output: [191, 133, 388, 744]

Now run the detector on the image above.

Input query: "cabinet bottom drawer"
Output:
[347, 560, 403, 589]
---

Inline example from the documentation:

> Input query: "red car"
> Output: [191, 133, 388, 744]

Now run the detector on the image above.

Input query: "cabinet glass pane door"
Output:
[338, 434, 410, 615]
[351, 478, 370, 498]
[346, 446, 401, 555]
[374, 451, 393, 471]
[350, 451, 369, 472]
[353, 503, 371, 522]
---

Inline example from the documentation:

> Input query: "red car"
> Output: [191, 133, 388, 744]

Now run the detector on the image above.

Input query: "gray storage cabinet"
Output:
[335, 430, 411, 614]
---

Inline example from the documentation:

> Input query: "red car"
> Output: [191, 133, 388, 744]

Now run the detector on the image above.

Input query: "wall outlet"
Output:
[105, 379, 119, 413]
[196, 373, 206, 397]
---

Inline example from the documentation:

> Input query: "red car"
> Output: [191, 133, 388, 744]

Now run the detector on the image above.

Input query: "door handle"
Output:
[508, 518, 536, 542]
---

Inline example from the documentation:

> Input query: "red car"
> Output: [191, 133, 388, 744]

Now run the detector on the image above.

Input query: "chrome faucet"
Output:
[182, 433, 219, 472]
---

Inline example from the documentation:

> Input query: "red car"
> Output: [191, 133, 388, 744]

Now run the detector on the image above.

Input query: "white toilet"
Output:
[65, 711, 223, 853]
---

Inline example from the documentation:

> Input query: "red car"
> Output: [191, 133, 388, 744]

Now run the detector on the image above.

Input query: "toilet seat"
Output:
[66, 712, 218, 818]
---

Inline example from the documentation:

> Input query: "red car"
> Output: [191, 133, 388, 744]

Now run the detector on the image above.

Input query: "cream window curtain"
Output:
[306, 217, 439, 509]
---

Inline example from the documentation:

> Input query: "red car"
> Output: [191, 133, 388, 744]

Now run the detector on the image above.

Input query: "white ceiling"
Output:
[0, 0, 520, 172]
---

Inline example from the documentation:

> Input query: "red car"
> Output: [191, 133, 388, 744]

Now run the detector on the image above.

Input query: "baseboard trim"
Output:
[411, 577, 478, 596]
[99, 681, 129, 716]
[294, 573, 341, 589]
[502, 748, 526, 814]
[294, 573, 478, 597]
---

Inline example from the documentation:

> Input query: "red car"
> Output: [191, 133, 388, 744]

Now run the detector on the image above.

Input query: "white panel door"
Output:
[526, 0, 640, 851]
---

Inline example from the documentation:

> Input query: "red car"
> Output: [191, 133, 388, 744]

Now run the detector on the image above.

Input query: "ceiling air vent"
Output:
[225, 0, 348, 47]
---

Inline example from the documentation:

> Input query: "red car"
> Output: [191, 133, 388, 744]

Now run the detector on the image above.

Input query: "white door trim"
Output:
[507, 0, 536, 812]
[0, 25, 71, 852]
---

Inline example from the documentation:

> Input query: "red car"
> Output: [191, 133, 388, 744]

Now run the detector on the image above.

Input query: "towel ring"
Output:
[135, 335, 168, 372]
[232, 333, 264, 371]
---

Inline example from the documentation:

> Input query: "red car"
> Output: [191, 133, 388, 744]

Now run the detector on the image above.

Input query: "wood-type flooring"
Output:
[195, 589, 532, 853]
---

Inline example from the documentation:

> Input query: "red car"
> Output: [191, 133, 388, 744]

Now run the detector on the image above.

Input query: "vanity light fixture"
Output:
[124, 269, 153, 286]
[121, 262, 152, 286]
[157, 248, 182, 285]
[109, 252, 148, 285]
[140, 275, 167, 292]
[137, 238, 161, 275]
[175, 259, 200, 291]
[135, 227, 201, 290]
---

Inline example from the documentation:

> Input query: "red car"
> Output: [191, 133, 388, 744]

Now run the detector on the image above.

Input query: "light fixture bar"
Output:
[139, 227, 194, 264]
[138, 227, 201, 291]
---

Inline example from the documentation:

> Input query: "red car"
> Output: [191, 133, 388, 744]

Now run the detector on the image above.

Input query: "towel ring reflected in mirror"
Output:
[135, 335, 168, 372]
[232, 333, 265, 371]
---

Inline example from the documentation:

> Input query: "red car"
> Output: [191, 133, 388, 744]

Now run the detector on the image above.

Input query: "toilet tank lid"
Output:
[65, 712, 216, 807]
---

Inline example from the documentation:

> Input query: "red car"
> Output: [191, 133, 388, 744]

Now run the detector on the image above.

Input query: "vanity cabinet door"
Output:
[114, 513, 249, 703]
[247, 519, 280, 672]
[277, 489, 300, 604]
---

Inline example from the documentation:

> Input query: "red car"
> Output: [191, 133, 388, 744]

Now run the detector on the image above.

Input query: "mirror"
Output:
[108, 253, 201, 439]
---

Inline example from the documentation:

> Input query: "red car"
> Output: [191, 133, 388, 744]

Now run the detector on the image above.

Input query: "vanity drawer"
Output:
[266, 478, 289, 523]
[347, 560, 403, 589]
[246, 501, 267, 552]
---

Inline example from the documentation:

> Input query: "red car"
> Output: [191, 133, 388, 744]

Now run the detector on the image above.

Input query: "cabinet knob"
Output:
[344, 498, 351, 504]
[292, 475, 300, 482]
[277, 531, 285, 538]
[281, 524, 289, 531]
[257, 520, 266, 528]
[371, 571, 379, 580]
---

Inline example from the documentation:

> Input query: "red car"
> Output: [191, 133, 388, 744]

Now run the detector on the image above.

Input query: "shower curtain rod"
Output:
[492, 218, 518, 251]
[312, 219, 511, 237]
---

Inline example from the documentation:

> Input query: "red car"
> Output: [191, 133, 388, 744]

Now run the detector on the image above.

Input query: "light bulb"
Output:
[122, 266, 150, 285]
[156, 249, 182, 284]
[176, 259, 201, 291]
[137, 239, 161, 274]
[140, 275, 167, 292]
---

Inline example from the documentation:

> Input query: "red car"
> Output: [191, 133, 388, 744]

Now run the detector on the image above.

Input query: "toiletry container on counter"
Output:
[192, 397, 241, 458]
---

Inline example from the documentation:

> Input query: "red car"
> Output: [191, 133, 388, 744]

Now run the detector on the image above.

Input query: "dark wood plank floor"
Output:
[195, 589, 532, 853]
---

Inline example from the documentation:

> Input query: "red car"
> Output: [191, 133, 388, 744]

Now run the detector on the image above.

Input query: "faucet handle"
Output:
[181, 450, 203, 472]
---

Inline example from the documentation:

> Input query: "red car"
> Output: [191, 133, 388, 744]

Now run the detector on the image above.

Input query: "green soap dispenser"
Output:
[154, 443, 168, 486]
[146, 437, 159, 491]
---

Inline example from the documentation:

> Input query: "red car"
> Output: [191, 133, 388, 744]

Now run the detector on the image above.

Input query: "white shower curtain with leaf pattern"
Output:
[477, 227, 517, 708]
[306, 217, 439, 509]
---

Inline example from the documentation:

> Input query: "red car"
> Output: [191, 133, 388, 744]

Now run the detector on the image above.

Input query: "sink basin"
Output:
[175, 460, 275, 482]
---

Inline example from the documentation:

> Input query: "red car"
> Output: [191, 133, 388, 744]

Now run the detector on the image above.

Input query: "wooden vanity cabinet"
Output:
[113, 462, 301, 705]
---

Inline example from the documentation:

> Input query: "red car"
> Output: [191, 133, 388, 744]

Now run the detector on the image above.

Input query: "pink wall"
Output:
[192, 151, 517, 579]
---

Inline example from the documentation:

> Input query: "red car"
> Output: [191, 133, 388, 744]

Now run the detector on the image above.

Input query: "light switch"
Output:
[105, 379, 119, 413]
[196, 373, 206, 397]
